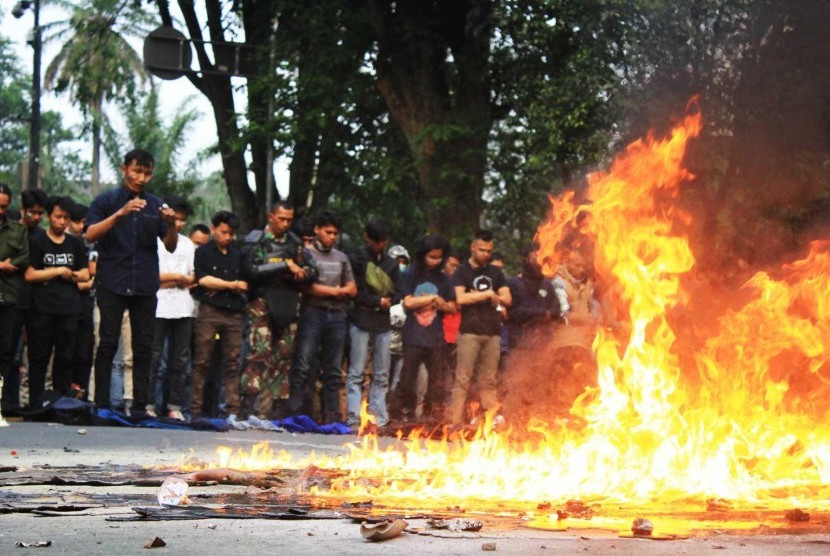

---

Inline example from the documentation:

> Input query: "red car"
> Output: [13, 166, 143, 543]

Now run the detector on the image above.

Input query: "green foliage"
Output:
[0, 33, 85, 197]
[38, 110, 92, 201]
[486, 0, 636, 262]
[258, 0, 426, 250]
[43, 0, 151, 193]
[43, 0, 150, 109]
[0, 36, 29, 185]
[188, 170, 232, 229]
[102, 85, 202, 200]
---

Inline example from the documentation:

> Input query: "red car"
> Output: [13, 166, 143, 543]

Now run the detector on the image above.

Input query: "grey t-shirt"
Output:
[304, 244, 354, 310]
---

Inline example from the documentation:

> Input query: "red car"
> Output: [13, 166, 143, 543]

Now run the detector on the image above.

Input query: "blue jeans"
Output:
[346, 324, 391, 426]
[287, 306, 347, 423]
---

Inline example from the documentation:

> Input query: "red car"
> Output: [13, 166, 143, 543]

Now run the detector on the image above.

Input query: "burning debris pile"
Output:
[172, 102, 830, 522]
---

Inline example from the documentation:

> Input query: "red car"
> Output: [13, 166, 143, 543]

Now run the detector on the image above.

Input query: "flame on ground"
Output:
[180, 103, 830, 513]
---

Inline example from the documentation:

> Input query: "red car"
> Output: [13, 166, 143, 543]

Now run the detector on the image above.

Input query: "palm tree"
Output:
[102, 84, 203, 200]
[43, 0, 151, 196]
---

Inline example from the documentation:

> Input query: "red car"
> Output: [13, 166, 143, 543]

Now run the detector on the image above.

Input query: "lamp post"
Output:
[13, 0, 41, 191]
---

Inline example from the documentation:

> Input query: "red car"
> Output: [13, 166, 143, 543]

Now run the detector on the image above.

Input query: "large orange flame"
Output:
[186, 104, 830, 512]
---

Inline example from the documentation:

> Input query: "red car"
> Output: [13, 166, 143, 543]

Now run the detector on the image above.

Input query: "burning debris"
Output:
[631, 517, 654, 536]
[427, 518, 484, 532]
[6, 104, 830, 551]
[359, 519, 408, 541]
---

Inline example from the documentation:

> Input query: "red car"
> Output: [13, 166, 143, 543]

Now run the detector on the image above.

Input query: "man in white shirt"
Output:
[150, 196, 196, 420]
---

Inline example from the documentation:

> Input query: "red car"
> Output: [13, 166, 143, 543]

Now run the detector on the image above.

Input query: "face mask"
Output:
[523, 259, 543, 280]
[399, 264, 408, 273]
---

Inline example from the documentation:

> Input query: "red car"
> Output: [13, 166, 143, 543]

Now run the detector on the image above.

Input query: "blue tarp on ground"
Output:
[12, 393, 350, 434]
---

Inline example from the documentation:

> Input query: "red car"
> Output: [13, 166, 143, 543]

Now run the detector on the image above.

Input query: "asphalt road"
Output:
[1, 421, 829, 555]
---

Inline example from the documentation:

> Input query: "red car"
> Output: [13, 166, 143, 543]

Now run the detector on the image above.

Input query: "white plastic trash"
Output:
[158, 477, 190, 506]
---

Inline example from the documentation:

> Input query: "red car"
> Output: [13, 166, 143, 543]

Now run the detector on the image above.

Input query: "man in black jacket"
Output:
[240, 201, 317, 419]
[502, 244, 562, 424]
[505, 244, 561, 351]
[345, 218, 401, 429]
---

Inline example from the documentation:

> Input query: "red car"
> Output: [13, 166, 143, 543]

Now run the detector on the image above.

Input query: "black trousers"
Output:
[151, 317, 193, 411]
[0, 304, 21, 411]
[392, 343, 446, 420]
[93, 288, 157, 410]
[27, 310, 78, 407]
[71, 314, 95, 398]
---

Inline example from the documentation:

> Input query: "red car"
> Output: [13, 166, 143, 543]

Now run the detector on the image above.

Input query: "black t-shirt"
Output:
[454, 261, 507, 336]
[401, 268, 456, 347]
[194, 241, 247, 313]
[28, 232, 86, 316]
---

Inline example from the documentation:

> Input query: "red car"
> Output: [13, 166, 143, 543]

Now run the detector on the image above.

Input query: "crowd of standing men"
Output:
[0, 148, 603, 432]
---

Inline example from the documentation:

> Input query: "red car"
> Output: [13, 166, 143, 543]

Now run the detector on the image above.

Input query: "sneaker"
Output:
[167, 410, 185, 421]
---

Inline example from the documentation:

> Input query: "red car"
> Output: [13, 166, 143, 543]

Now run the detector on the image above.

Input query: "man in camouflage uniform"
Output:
[241, 201, 317, 418]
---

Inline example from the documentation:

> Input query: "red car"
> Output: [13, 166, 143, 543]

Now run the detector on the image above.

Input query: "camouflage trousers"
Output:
[240, 298, 296, 418]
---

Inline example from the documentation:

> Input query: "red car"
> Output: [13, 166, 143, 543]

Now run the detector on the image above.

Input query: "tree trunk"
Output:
[370, 0, 493, 242]
[243, 0, 279, 223]
[91, 98, 102, 196]
[158, 0, 259, 233]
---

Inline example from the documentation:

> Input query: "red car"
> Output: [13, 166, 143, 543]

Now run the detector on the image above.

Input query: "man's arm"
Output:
[160, 206, 177, 252]
[454, 285, 498, 306]
[86, 197, 144, 243]
[26, 264, 73, 283]
[9, 226, 28, 269]
[198, 275, 248, 292]
[307, 282, 350, 298]
[497, 285, 512, 307]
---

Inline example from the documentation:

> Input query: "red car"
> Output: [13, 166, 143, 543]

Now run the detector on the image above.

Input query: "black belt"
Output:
[307, 305, 345, 313]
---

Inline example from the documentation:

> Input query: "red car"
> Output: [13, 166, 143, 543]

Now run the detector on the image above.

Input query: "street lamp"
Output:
[13, 0, 41, 191]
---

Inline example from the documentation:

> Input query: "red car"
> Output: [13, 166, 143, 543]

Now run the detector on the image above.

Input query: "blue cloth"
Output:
[91, 408, 349, 434]
[276, 415, 351, 434]
[86, 186, 168, 296]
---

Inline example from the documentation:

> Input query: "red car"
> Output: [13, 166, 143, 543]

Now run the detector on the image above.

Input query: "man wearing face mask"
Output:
[505, 244, 561, 352]
[501, 244, 562, 424]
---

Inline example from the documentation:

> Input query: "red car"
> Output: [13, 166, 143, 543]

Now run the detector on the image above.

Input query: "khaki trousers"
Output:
[446, 333, 501, 424]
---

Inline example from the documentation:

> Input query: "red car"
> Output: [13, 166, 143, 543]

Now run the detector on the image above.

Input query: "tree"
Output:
[487, 0, 640, 257]
[43, 0, 150, 196]
[154, 0, 259, 231]
[367, 0, 493, 241]
[102, 84, 201, 200]
[0, 35, 29, 185]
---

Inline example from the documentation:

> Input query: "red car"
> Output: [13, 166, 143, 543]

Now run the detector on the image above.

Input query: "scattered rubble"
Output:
[15, 540, 52, 548]
[427, 518, 484, 532]
[359, 519, 408, 541]
[144, 536, 166, 548]
[631, 517, 654, 536]
[784, 508, 810, 522]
